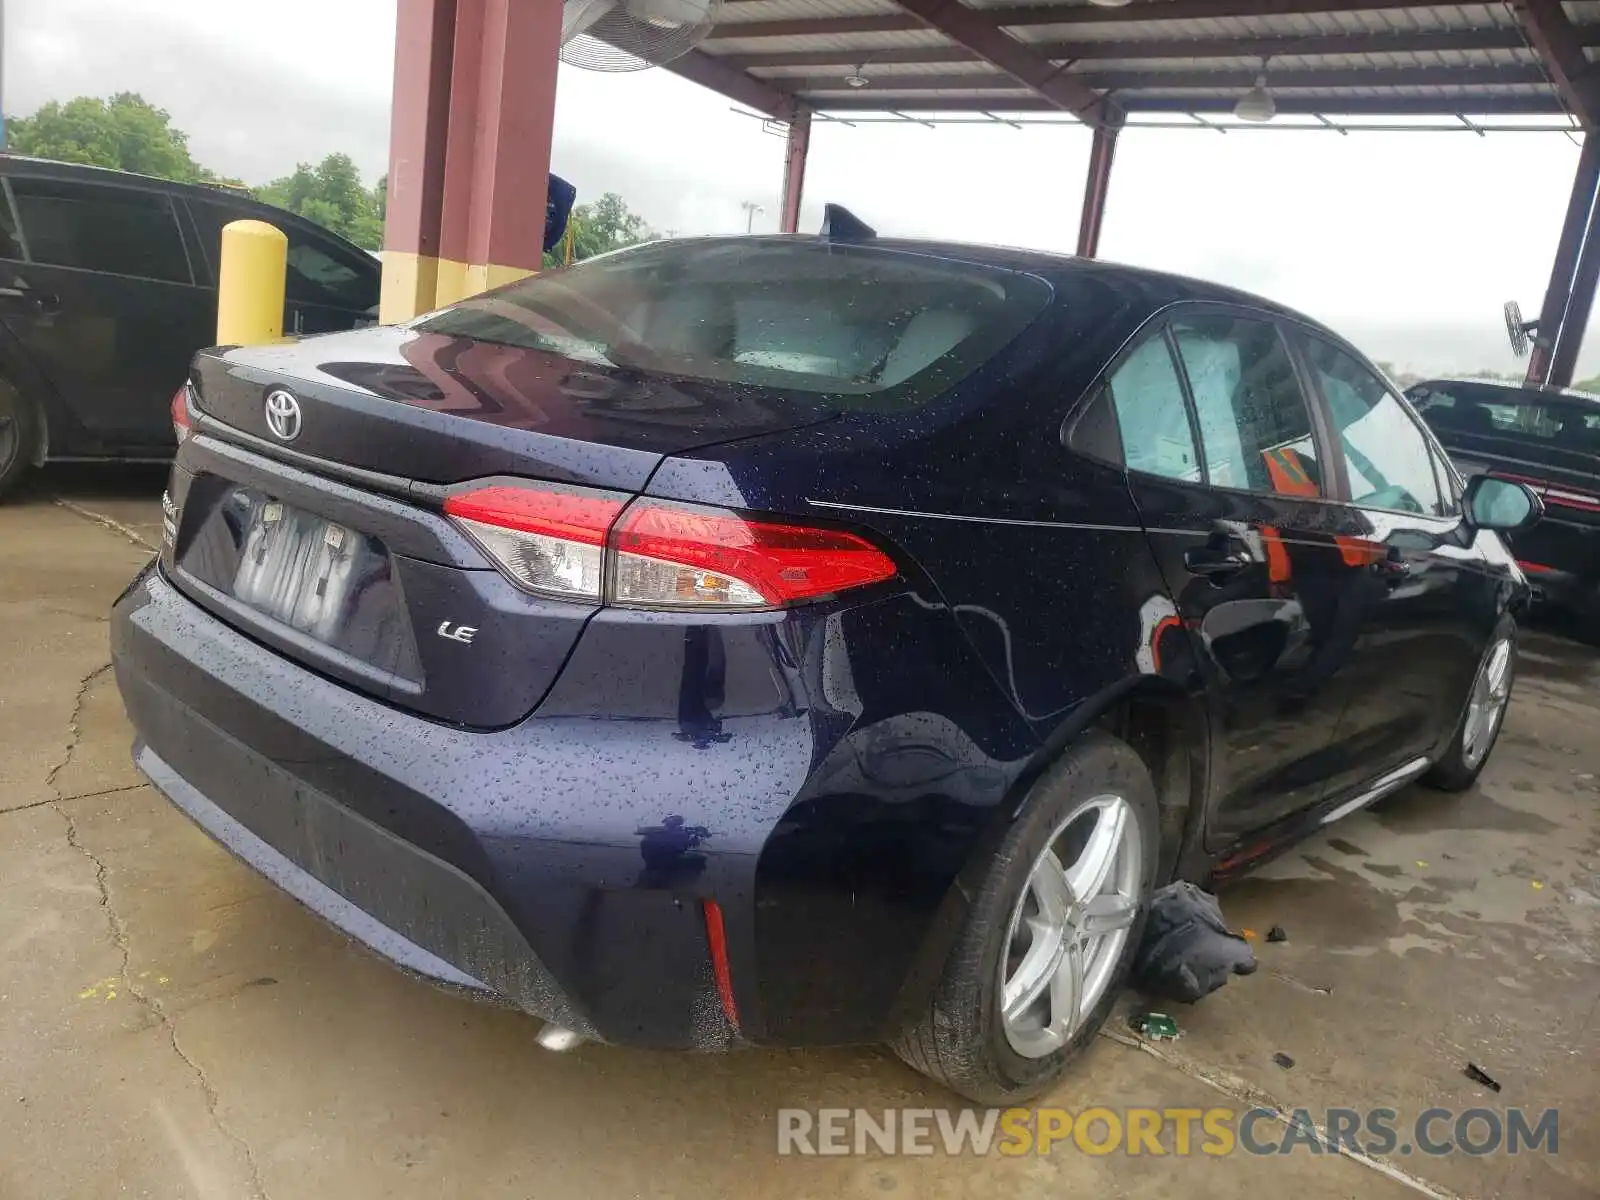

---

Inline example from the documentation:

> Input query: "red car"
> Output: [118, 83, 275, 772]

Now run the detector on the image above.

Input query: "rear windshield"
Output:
[1411, 382, 1600, 453]
[416, 239, 1052, 411]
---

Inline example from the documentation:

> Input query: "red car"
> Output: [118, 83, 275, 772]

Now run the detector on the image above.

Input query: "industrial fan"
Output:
[561, 0, 722, 72]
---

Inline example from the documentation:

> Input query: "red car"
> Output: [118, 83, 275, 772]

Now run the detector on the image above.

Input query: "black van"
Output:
[0, 155, 380, 495]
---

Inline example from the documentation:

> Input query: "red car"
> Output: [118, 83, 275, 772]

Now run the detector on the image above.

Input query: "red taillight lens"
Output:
[1543, 485, 1600, 514]
[444, 484, 897, 610]
[612, 500, 898, 609]
[171, 385, 193, 443]
[444, 484, 627, 601]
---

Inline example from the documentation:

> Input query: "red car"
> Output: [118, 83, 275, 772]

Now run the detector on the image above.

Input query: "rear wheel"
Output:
[891, 733, 1159, 1104]
[1423, 621, 1516, 793]
[0, 378, 39, 500]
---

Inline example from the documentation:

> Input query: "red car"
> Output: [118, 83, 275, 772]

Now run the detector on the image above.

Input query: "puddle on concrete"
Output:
[1374, 787, 1559, 836]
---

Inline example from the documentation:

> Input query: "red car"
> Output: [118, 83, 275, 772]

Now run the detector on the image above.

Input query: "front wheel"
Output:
[1423, 622, 1516, 793]
[0, 379, 40, 500]
[891, 733, 1159, 1105]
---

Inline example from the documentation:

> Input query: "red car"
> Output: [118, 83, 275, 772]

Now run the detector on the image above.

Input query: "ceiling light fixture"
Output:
[1085, 0, 1132, 7]
[1234, 58, 1276, 123]
[845, 65, 870, 88]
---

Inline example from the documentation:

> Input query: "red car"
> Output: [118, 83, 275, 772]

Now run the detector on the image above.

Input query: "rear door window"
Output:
[188, 198, 377, 310]
[9, 176, 192, 283]
[1101, 333, 1200, 482]
[417, 238, 1053, 412]
[1171, 314, 1323, 497]
[1305, 339, 1444, 516]
[0, 184, 22, 261]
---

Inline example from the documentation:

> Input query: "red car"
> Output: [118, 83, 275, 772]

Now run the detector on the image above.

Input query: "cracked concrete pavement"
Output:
[0, 465, 1595, 1199]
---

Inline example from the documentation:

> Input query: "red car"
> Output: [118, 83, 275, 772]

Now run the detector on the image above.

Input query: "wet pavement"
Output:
[1, 465, 1595, 1199]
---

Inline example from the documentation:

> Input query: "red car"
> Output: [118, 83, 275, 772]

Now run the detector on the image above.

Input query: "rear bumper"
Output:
[112, 563, 1035, 1047]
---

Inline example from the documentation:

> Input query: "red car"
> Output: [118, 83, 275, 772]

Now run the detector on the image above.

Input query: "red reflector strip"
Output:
[1517, 560, 1554, 574]
[1543, 487, 1600, 513]
[613, 503, 898, 606]
[443, 485, 625, 546]
[701, 899, 739, 1031]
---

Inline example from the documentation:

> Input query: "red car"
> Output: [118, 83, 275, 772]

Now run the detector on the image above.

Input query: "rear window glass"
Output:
[1412, 384, 1600, 452]
[189, 198, 378, 310]
[416, 239, 1052, 411]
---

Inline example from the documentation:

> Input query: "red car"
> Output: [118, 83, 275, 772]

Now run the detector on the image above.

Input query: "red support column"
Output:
[1528, 132, 1600, 388]
[779, 110, 812, 234]
[434, 0, 563, 308]
[1076, 116, 1122, 259]
[380, 0, 458, 324]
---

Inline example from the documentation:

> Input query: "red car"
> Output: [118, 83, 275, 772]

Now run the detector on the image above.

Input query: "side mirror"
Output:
[1462, 474, 1543, 533]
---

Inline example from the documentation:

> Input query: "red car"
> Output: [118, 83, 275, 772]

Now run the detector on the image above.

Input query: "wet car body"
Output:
[112, 238, 1529, 1053]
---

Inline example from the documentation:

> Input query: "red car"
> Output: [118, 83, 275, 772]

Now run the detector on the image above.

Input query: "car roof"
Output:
[1, 153, 251, 202]
[0, 153, 374, 260]
[1411, 377, 1600, 408]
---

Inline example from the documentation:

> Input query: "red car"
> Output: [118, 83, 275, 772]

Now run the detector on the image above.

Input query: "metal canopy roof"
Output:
[664, 0, 1600, 127]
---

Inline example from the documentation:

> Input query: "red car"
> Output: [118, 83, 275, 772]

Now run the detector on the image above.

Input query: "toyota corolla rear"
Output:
[110, 236, 1058, 1049]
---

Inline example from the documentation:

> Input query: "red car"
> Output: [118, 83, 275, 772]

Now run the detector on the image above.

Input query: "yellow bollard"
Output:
[216, 220, 287, 345]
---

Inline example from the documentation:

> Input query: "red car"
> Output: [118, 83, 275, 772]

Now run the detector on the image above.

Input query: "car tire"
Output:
[1422, 617, 1517, 793]
[890, 732, 1160, 1105]
[0, 378, 40, 500]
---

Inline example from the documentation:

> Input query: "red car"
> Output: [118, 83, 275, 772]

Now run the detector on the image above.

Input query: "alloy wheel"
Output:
[999, 793, 1143, 1059]
[1462, 637, 1513, 770]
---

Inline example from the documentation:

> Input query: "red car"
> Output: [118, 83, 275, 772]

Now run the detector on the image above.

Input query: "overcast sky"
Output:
[8, 0, 1600, 377]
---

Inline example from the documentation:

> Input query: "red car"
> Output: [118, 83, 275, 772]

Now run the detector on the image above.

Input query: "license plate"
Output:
[231, 500, 360, 642]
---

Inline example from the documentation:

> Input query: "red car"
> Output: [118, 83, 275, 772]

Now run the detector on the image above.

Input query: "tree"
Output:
[547, 192, 656, 267]
[255, 154, 384, 250]
[6, 93, 234, 184]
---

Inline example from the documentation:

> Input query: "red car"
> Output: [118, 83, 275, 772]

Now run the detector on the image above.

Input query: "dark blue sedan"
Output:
[111, 233, 1538, 1103]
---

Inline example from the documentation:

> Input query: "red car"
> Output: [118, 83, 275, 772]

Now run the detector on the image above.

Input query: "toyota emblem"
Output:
[264, 390, 302, 441]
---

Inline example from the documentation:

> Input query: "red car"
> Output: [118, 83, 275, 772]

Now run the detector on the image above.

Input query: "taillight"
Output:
[444, 483, 897, 610]
[612, 500, 897, 609]
[1543, 485, 1600, 514]
[443, 484, 626, 601]
[171, 384, 193, 443]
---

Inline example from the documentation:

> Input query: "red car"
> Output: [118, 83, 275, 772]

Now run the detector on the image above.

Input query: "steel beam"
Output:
[1532, 133, 1600, 387]
[776, 65, 1544, 96]
[810, 94, 1569, 117]
[709, 1, 1462, 41]
[1077, 117, 1121, 259]
[716, 28, 1557, 70]
[661, 49, 798, 119]
[889, 0, 1107, 120]
[779, 110, 812, 234]
[1511, 0, 1600, 126]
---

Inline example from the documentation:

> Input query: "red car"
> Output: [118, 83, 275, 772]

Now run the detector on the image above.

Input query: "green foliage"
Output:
[544, 192, 656, 269]
[255, 153, 384, 250]
[7, 93, 240, 185]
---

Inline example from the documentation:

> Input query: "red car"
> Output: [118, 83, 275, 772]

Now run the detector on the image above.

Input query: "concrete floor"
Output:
[1, 465, 1595, 1200]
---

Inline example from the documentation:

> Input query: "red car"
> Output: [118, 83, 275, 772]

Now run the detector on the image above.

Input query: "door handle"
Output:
[0, 286, 58, 312]
[1184, 545, 1252, 579]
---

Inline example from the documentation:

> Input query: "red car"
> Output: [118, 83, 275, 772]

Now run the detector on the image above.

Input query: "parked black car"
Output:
[1409, 378, 1600, 623]
[0, 155, 380, 495]
[111, 235, 1540, 1103]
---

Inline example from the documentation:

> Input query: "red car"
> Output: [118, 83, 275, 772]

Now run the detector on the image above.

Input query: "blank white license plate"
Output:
[231, 501, 359, 642]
